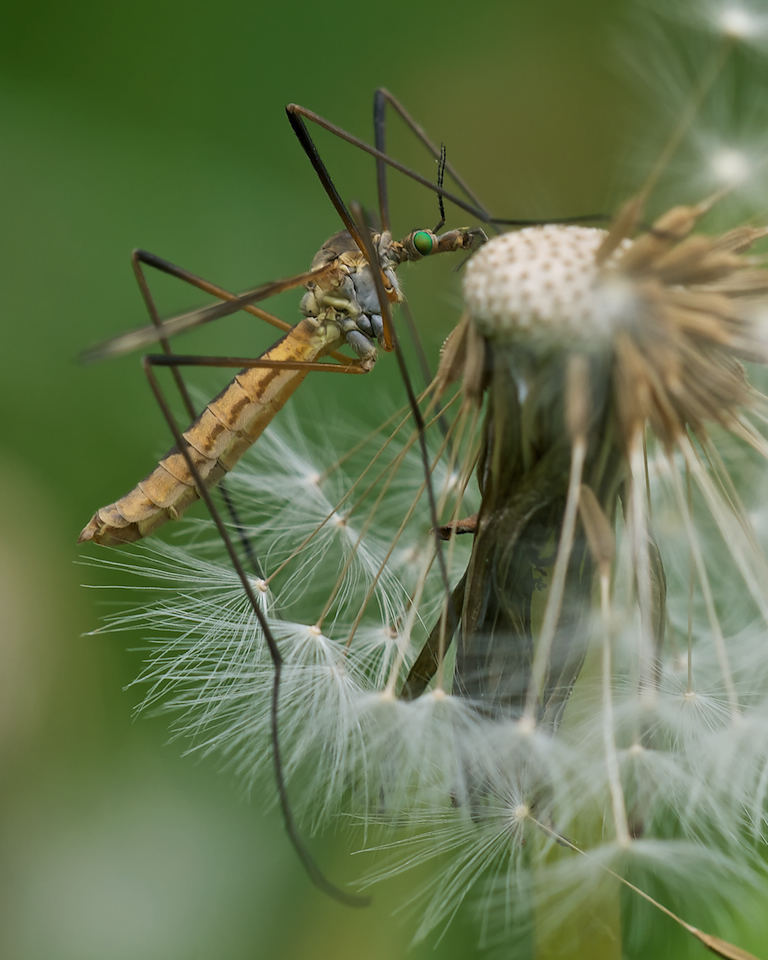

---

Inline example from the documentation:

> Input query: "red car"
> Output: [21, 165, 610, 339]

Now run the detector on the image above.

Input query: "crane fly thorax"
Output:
[300, 229, 404, 365]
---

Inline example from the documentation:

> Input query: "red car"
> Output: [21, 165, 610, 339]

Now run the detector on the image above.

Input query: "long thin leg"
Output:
[147, 354, 370, 374]
[133, 251, 264, 577]
[83, 260, 340, 364]
[397, 297, 433, 393]
[371, 96, 452, 391]
[373, 87, 493, 233]
[401, 573, 467, 699]
[133, 252, 280, 578]
[133, 250, 354, 367]
[132, 251, 198, 421]
[286, 103, 610, 229]
[141, 354, 369, 909]
[285, 107, 368, 254]
[350, 202, 458, 644]
[288, 102, 492, 227]
[135, 249, 294, 338]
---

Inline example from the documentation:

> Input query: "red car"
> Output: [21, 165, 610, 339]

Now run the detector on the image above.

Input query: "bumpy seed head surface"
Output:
[463, 225, 627, 346]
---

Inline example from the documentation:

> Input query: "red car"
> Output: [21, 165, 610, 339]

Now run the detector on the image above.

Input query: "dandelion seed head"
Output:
[710, 145, 752, 186]
[649, 0, 768, 48]
[593, 273, 638, 327]
[711, 3, 768, 48]
[463, 226, 620, 346]
[665, 652, 688, 675]
[718, 5, 759, 40]
[516, 715, 536, 737]
[445, 470, 461, 492]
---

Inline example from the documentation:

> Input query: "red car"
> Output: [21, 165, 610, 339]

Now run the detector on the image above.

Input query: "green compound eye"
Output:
[413, 230, 435, 256]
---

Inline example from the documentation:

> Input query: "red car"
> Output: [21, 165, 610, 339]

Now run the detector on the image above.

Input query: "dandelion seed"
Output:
[717, 5, 762, 42]
[711, 146, 752, 186]
[653, 0, 768, 47]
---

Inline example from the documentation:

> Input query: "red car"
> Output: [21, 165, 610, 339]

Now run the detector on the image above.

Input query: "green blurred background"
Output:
[3, 1, 750, 958]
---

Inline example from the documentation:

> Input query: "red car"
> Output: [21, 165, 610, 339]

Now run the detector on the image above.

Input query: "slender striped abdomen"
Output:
[79, 319, 341, 546]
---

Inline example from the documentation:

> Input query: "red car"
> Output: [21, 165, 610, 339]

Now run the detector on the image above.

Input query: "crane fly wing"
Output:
[81, 261, 336, 364]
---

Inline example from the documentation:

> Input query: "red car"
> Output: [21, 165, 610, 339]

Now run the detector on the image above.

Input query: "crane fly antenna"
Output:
[373, 88, 492, 223]
[287, 102, 610, 228]
[434, 143, 447, 234]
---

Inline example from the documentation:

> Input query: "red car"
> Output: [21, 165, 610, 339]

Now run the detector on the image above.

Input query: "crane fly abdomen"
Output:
[78, 317, 346, 546]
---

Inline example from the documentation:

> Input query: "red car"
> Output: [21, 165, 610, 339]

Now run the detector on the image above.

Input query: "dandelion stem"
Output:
[686, 462, 694, 695]
[600, 569, 631, 848]
[522, 435, 586, 726]
[628, 431, 657, 697]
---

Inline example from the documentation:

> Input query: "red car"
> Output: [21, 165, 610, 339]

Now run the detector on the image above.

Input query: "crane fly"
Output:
[76, 91, 542, 906]
[77, 223, 483, 546]
[78, 93, 602, 549]
[76, 92, 612, 910]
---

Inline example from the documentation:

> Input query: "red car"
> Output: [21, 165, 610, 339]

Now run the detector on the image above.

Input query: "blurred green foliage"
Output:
[6, 1, 764, 958]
